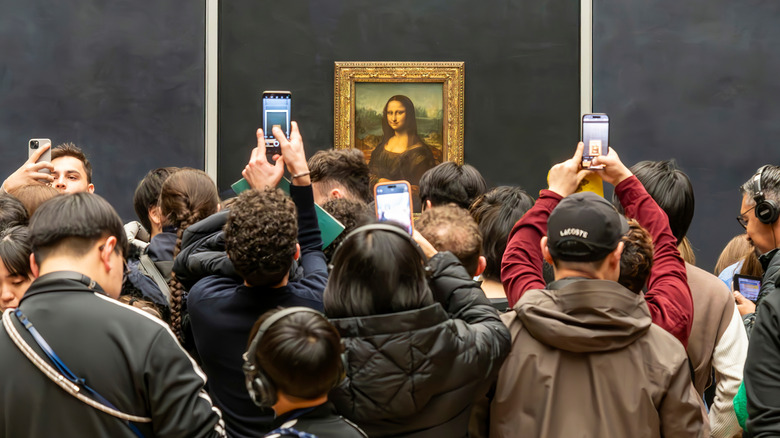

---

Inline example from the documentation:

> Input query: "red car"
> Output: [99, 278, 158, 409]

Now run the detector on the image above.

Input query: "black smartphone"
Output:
[734, 274, 762, 302]
[262, 90, 291, 155]
[581, 114, 609, 169]
[374, 181, 414, 235]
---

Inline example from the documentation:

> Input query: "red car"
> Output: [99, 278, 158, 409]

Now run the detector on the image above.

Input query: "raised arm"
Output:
[501, 191, 561, 307]
[502, 143, 592, 307]
[594, 150, 693, 347]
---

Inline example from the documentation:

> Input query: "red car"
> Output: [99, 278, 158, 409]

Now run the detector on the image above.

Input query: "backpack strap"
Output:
[139, 254, 171, 303]
[2, 309, 151, 432]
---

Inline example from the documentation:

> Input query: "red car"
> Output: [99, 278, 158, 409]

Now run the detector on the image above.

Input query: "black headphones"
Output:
[328, 223, 430, 275]
[753, 165, 780, 225]
[241, 307, 345, 408]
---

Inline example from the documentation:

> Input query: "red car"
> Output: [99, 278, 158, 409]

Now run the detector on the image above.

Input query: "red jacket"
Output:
[501, 176, 693, 347]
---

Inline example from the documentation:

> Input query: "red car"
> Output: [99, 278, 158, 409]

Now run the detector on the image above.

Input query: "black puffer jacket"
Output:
[328, 251, 511, 437]
[172, 210, 237, 290]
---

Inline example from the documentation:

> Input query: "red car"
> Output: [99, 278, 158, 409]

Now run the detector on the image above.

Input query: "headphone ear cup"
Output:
[249, 369, 278, 408]
[756, 199, 780, 225]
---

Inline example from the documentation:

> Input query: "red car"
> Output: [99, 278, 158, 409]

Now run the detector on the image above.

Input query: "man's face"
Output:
[740, 194, 776, 254]
[52, 156, 94, 194]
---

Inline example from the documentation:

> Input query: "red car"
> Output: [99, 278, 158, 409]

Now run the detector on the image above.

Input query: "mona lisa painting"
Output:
[334, 62, 464, 212]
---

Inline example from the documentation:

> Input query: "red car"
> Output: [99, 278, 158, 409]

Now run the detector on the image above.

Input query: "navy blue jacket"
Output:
[186, 184, 328, 438]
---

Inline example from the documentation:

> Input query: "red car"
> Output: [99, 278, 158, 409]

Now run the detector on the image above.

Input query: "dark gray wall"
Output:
[594, 0, 780, 271]
[0, 1, 205, 222]
[217, 0, 581, 195]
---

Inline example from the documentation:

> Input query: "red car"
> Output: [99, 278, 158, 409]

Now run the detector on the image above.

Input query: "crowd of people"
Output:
[0, 121, 778, 438]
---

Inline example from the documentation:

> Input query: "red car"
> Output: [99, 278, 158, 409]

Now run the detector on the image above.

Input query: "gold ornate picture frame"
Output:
[334, 62, 465, 172]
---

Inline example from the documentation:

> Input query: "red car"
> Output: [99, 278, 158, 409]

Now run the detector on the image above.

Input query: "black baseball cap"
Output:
[547, 192, 629, 262]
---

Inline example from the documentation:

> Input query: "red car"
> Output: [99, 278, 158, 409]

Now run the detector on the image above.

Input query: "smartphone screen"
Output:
[734, 274, 762, 302]
[262, 91, 291, 153]
[582, 114, 609, 169]
[375, 181, 413, 235]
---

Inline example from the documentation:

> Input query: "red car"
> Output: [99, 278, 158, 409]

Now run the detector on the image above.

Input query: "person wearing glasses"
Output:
[737, 165, 780, 437]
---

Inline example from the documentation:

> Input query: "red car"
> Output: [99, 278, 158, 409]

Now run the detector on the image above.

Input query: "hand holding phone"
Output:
[546, 143, 592, 198]
[262, 91, 291, 156]
[2, 139, 54, 191]
[581, 114, 609, 169]
[375, 181, 414, 235]
[242, 129, 285, 190]
[275, 121, 310, 186]
[589, 147, 633, 187]
[734, 274, 762, 303]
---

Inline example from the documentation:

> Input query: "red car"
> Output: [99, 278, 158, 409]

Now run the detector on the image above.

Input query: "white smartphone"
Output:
[375, 180, 414, 235]
[581, 114, 609, 169]
[28, 138, 52, 170]
[262, 90, 291, 155]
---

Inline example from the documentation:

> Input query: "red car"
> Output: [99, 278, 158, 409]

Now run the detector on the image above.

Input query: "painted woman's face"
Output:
[386, 100, 407, 132]
[0, 259, 32, 311]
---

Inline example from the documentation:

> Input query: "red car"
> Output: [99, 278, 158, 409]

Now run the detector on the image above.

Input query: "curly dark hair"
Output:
[160, 169, 220, 342]
[225, 188, 298, 288]
[320, 198, 372, 263]
[416, 205, 482, 276]
[308, 148, 371, 203]
[618, 219, 654, 294]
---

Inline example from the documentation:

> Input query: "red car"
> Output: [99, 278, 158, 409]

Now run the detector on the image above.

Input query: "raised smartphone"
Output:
[262, 91, 291, 155]
[581, 114, 609, 169]
[375, 181, 414, 235]
[734, 274, 762, 303]
[28, 138, 52, 178]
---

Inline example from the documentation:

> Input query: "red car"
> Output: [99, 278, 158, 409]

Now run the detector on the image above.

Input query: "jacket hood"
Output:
[515, 279, 652, 353]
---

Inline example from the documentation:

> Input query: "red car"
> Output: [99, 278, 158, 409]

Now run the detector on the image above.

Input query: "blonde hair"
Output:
[677, 236, 696, 265]
[714, 233, 763, 278]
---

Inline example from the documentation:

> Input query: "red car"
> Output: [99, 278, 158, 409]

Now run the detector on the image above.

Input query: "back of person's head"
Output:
[52, 142, 93, 183]
[416, 205, 482, 276]
[29, 193, 126, 265]
[0, 226, 34, 310]
[618, 219, 654, 294]
[324, 223, 434, 318]
[715, 234, 753, 275]
[118, 295, 164, 320]
[714, 233, 763, 278]
[0, 194, 29, 232]
[133, 167, 180, 233]
[308, 149, 371, 203]
[419, 161, 487, 209]
[546, 192, 629, 275]
[8, 184, 60, 217]
[160, 168, 220, 341]
[320, 198, 372, 263]
[225, 188, 297, 288]
[625, 160, 694, 243]
[740, 165, 780, 223]
[245, 308, 344, 403]
[470, 186, 535, 282]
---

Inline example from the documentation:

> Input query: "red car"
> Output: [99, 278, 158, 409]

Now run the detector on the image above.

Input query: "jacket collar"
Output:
[516, 279, 652, 353]
[20, 271, 108, 304]
[329, 304, 448, 338]
[759, 248, 780, 271]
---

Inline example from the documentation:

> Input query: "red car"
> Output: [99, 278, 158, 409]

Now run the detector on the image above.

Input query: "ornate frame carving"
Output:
[334, 61, 464, 165]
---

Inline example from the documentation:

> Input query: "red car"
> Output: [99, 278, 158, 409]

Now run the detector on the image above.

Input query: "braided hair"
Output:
[159, 168, 220, 343]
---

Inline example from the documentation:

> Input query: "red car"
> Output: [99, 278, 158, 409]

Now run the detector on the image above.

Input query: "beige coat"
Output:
[490, 279, 706, 438]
